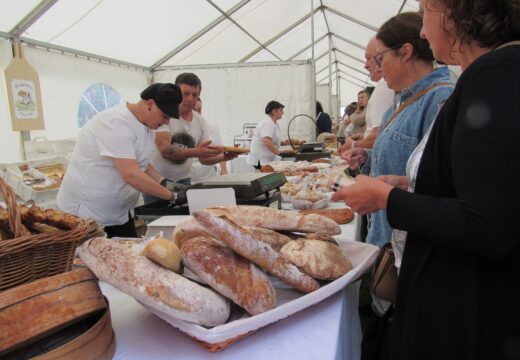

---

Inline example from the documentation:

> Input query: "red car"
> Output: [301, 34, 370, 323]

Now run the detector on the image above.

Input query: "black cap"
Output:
[140, 83, 183, 118]
[265, 100, 284, 114]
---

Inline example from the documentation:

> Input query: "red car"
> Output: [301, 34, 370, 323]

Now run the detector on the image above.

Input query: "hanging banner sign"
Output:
[4, 41, 45, 131]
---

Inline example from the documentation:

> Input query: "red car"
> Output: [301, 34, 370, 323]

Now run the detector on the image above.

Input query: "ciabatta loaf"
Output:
[78, 237, 230, 327]
[181, 236, 276, 315]
[193, 210, 320, 293]
[204, 205, 341, 235]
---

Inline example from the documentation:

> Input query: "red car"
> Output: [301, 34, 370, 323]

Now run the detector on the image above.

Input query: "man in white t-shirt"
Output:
[189, 98, 228, 184]
[339, 37, 394, 152]
[148, 73, 237, 198]
[57, 83, 184, 237]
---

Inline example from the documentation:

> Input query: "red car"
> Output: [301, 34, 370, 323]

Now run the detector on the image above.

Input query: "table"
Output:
[101, 207, 362, 359]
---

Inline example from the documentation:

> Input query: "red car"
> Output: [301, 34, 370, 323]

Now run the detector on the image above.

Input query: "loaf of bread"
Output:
[193, 210, 320, 293]
[242, 226, 292, 251]
[280, 239, 353, 280]
[171, 217, 214, 247]
[181, 236, 276, 315]
[78, 237, 230, 327]
[143, 237, 182, 273]
[299, 208, 354, 225]
[204, 205, 341, 235]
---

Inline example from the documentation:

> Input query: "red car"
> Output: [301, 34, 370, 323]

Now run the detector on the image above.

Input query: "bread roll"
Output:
[143, 237, 181, 273]
[171, 217, 214, 247]
[204, 205, 341, 235]
[181, 236, 276, 315]
[193, 210, 320, 293]
[280, 239, 353, 280]
[78, 237, 230, 327]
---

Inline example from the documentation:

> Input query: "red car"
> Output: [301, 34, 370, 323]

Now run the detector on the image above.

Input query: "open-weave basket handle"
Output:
[0, 177, 24, 238]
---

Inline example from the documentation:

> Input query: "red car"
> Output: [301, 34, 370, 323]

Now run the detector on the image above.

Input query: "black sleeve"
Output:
[387, 62, 520, 260]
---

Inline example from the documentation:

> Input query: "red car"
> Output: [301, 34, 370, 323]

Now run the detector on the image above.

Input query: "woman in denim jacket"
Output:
[340, 12, 454, 248]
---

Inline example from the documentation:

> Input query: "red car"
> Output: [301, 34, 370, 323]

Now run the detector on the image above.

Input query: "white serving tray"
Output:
[141, 238, 379, 344]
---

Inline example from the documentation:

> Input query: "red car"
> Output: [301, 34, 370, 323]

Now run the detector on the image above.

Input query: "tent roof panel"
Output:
[161, 19, 259, 66]
[23, 0, 222, 66]
[0, 0, 40, 32]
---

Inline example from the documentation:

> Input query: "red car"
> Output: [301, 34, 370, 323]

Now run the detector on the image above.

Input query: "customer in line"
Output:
[339, 11, 454, 248]
[332, 0, 520, 358]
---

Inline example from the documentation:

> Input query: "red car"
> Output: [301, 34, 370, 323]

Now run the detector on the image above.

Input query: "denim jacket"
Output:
[363, 67, 454, 248]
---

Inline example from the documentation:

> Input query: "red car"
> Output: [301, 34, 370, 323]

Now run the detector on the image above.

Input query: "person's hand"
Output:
[349, 133, 363, 141]
[377, 175, 408, 190]
[331, 175, 393, 215]
[340, 148, 368, 170]
[222, 152, 239, 161]
[161, 179, 189, 206]
[195, 140, 220, 158]
[280, 139, 290, 146]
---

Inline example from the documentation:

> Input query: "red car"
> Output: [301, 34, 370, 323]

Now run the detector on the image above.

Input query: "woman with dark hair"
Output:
[339, 12, 454, 249]
[333, 0, 520, 358]
[315, 101, 332, 135]
[247, 100, 289, 169]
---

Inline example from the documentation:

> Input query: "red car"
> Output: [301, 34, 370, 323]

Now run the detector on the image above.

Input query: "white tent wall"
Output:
[153, 62, 315, 146]
[0, 41, 149, 163]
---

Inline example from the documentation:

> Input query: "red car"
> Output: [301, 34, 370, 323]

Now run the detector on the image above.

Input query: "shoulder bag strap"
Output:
[383, 81, 453, 131]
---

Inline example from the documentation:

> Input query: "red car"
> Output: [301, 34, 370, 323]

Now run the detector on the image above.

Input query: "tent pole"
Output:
[311, 0, 316, 140]
[328, 36, 332, 116]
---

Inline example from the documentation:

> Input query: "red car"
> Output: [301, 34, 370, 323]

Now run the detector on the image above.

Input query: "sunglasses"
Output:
[374, 44, 403, 67]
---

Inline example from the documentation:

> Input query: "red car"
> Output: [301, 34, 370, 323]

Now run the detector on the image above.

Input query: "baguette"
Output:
[204, 205, 341, 235]
[299, 208, 354, 225]
[242, 226, 292, 251]
[181, 236, 276, 315]
[193, 210, 320, 293]
[78, 237, 230, 327]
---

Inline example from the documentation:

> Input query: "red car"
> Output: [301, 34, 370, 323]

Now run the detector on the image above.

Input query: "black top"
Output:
[387, 45, 520, 360]
[316, 112, 332, 135]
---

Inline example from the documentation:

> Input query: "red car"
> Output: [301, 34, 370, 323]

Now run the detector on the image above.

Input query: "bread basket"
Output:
[0, 177, 102, 291]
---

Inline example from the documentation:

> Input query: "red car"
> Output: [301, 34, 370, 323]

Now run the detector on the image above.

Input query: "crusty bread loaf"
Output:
[280, 239, 353, 280]
[242, 226, 292, 251]
[78, 237, 230, 327]
[193, 210, 320, 293]
[171, 217, 214, 247]
[180, 236, 276, 315]
[204, 205, 341, 235]
[143, 238, 182, 273]
[299, 208, 354, 225]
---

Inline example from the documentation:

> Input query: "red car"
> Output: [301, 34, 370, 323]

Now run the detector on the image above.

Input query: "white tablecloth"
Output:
[102, 208, 362, 360]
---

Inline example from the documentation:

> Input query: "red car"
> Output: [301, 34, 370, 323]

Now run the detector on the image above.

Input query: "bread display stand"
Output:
[138, 239, 378, 351]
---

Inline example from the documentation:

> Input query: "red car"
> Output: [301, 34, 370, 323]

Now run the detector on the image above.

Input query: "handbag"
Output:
[370, 242, 398, 303]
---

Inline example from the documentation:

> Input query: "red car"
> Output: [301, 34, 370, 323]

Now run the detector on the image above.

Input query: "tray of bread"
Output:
[77, 205, 378, 351]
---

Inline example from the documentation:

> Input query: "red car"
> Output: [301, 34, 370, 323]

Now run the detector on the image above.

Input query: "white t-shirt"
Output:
[57, 103, 154, 226]
[364, 79, 394, 138]
[150, 110, 211, 181]
[189, 120, 223, 184]
[247, 115, 281, 166]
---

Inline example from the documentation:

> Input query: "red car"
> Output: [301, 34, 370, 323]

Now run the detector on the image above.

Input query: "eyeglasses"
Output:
[374, 44, 403, 67]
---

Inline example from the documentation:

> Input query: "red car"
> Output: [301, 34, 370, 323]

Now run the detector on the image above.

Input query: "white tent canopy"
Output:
[0, 0, 419, 163]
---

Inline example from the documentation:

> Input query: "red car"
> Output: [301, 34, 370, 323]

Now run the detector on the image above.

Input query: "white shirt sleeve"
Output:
[259, 120, 277, 139]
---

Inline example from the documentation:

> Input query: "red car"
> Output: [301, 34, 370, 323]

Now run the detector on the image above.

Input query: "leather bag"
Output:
[370, 242, 398, 303]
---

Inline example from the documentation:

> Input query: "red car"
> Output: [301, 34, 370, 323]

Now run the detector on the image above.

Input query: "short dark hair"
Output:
[376, 12, 434, 63]
[175, 73, 202, 89]
[140, 83, 182, 118]
[316, 101, 324, 115]
[427, 0, 520, 48]
[365, 86, 375, 97]
[265, 100, 284, 114]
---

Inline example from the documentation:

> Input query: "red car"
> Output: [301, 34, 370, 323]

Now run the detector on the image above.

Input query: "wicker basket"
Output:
[0, 177, 102, 291]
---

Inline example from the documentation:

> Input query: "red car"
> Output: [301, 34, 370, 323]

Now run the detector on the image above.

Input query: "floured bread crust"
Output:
[78, 237, 230, 327]
[280, 239, 353, 280]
